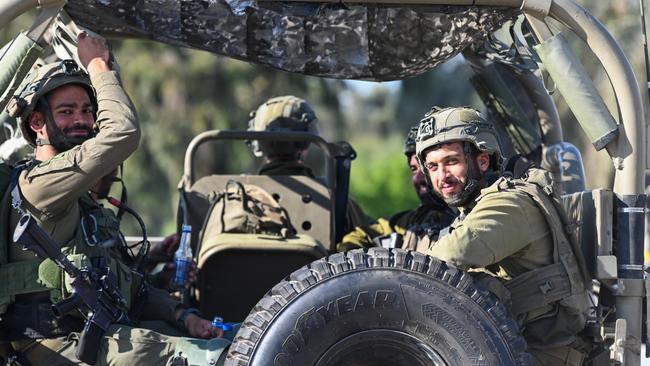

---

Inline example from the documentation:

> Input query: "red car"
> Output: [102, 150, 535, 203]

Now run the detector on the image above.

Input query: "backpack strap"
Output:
[500, 170, 589, 317]
[512, 172, 590, 284]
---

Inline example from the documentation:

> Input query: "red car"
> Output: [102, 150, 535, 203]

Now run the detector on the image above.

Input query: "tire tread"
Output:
[224, 248, 531, 365]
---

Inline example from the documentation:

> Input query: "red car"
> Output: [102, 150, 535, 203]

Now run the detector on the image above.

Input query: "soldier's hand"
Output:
[155, 233, 180, 256]
[156, 261, 198, 292]
[185, 314, 224, 339]
[77, 31, 110, 75]
[146, 233, 179, 272]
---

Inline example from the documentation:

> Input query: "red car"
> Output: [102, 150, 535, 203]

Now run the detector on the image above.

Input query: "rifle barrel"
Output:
[14, 214, 80, 277]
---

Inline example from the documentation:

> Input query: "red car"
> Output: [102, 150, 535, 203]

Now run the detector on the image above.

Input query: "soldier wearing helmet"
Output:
[248, 95, 320, 176]
[249, 96, 370, 233]
[8, 60, 97, 154]
[1, 33, 229, 365]
[337, 125, 455, 252]
[416, 106, 590, 366]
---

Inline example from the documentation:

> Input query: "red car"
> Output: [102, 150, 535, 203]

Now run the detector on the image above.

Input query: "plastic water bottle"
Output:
[211, 316, 233, 331]
[173, 225, 193, 289]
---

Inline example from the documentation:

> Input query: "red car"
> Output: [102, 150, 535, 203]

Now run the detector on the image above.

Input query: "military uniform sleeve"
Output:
[336, 218, 396, 251]
[345, 198, 372, 233]
[19, 70, 140, 219]
[425, 191, 549, 269]
[140, 286, 182, 324]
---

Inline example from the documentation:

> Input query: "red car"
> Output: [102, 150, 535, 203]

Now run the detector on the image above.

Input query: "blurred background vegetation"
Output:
[1, 0, 647, 236]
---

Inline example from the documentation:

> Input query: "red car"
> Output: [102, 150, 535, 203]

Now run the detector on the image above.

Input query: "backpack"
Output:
[196, 180, 296, 253]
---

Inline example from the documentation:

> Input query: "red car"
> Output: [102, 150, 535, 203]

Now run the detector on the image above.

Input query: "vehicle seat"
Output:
[195, 233, 327, 320]
[181, 174, 332, 320]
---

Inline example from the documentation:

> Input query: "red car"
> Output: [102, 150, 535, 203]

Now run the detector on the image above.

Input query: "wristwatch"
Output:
[176, 307, 202, 329]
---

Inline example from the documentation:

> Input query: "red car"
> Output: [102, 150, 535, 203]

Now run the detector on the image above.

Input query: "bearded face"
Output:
[423, 142, 490, 207]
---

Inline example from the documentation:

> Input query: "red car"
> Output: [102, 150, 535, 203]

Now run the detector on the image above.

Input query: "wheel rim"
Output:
[315, 329, 448, 366]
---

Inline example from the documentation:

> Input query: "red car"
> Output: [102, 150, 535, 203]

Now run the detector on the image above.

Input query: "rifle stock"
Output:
[13, 213, 131, 365]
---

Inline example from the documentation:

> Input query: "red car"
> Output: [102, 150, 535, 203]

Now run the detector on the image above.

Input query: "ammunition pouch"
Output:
[0, 260, 55, 315]
[0, 299, 83, 341]
[505, 262, 572, 317]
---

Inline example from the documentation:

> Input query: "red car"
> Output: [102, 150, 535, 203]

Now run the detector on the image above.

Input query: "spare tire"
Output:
[226, 248, 531, 366]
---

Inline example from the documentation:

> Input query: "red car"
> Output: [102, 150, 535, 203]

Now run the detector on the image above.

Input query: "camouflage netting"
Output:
[64, 0, 518, 81]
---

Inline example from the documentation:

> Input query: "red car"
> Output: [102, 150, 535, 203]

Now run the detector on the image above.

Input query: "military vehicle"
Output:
[0, 0, 648, 365]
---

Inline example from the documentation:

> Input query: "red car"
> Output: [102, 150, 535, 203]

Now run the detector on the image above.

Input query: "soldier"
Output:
[248, 95, 369, 233]
[415, 107, 590, 365]
[0, 33, 229, 365]
[337, 125, 455, 252]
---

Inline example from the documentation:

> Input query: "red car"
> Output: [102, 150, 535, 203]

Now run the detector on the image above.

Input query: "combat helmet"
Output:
[403, 125, 418, 156]
[415, 106, 502, 206]
[248, 96, 319, 158]
[6, 59, 97, 148]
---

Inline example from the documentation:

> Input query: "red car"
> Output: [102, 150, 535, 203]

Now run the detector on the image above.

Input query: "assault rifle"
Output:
[13, 213, 131, 365]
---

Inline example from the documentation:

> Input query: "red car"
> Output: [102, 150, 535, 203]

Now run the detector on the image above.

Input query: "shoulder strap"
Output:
[512, 176, 590, 287]
[493, 173, 591, 316]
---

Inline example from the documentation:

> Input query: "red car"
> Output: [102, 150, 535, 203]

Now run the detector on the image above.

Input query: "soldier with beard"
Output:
[337, 126, 455, 252]
[415, 106, 591, 366]
[0, 33, 228, 366]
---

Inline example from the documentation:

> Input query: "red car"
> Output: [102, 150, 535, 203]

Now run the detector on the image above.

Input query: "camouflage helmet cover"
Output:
[415, 106, 502, 164]
[403, 125, 418, 156]
[248, 95, 319, 157]
[5, 60, 95, 147]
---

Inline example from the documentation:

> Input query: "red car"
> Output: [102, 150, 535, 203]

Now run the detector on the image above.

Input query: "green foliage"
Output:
[349, 136, 420, 220]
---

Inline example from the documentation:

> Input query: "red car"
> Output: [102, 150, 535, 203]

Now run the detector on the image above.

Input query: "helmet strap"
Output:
[35, 137, 52, 146]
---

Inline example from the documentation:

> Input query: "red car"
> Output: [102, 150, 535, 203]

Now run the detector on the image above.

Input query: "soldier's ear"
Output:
[476, 152, 490, 173]
[28, 111, 46, 135]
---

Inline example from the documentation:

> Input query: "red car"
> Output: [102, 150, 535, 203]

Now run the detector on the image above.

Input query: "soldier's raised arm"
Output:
[8, 32, 139, 221]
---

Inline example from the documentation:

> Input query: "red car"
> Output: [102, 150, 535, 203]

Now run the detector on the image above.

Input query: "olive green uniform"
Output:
[424, 171, 588, 366]
[258, 160, 370, 234]
[2, 71, 230, 365]
[337, 205, 455, 252]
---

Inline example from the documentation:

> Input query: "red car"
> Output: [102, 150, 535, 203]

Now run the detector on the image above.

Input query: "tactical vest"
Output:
[0, 163, 47, 314]
[0, 177, 139, 335]
[37, 194, 137, 306]
[398, 207, 455, 252]
[469, 168, 590, 322]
